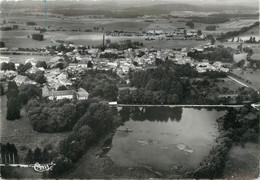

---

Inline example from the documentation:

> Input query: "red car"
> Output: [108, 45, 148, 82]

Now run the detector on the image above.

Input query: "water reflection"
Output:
[119, 107, 183, 122]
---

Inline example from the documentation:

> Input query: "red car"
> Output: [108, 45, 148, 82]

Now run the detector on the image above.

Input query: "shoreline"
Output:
[67, 108, 224, 179]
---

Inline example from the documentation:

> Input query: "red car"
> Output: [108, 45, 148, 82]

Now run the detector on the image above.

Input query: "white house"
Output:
[0, 56, 11, 64]
[77, 88, 89, 100]
[42, 85, 75, 100]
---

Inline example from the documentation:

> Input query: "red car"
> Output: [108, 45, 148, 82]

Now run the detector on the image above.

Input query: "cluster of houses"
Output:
[196, 61, 230, 73]
[0, 55, 89, 101]
[0, 39, 236, 101]
[105, 29, 205, 40]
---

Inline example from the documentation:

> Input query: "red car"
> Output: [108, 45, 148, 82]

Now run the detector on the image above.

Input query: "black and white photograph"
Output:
[0, 0, 259, 179]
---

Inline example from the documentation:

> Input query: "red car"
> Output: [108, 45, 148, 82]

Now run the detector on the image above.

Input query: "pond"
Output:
[107, 107, 226, 174]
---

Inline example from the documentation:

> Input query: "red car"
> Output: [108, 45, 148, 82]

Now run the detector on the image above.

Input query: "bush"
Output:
[32, 34, 44, 41]
[0, 41, 5, 47]
[0, 27, 12, 31]
[26, 22, 37, 26]
[36, 61, 47, 69]
[205, 25, 216, 31]
[47, 156, 74, 178]
[186, 21, 194, 28]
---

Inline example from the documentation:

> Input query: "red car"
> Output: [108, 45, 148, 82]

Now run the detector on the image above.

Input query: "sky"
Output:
[0, 0, 259, 8]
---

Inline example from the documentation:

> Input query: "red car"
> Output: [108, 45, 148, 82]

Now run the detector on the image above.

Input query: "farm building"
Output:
[77, 88, 89, 100]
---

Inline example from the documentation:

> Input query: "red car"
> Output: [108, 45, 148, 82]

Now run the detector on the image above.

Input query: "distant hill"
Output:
[124, 3, 257, 13]
[0, 1, 258, 18]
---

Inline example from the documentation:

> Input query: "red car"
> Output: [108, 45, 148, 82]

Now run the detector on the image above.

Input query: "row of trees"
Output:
[2, 60, 47, 74]
[118, 88, 180, 104]
[187, 47, 234, 62]
[25, 147, 52, 164]
[107, 40, 144, 50]
[1, 143, 19, 164]
[191, 17, 229, 24]
[217, 22, 259, 41]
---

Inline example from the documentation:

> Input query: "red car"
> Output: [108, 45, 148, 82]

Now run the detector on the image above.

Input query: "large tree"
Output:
[6, 96, 21, 120]
[6, 82, 20, 120]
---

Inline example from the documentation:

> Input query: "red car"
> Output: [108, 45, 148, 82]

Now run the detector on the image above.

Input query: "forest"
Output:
[119, 61, 231, 105]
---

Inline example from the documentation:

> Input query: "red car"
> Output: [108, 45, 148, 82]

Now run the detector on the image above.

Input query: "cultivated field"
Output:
[201, 18, 258, 35]
[1, 14, 209, 49]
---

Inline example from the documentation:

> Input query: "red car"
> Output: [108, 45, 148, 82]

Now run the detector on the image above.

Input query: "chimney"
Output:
[103, 34, 105, 47]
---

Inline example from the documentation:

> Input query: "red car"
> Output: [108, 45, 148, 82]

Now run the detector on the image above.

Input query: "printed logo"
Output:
[29, 162, 56, 172]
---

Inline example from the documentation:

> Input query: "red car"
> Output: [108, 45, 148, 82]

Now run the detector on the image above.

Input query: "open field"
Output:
[216, 78, 244, 92]
[243, 43, 260, 61]
[2, 14, 186, 32]
[3, 14, 256, 49]
[1, 14, 209, 49]
[240, 26, 259, 36]
[194, 18, 258, 35]
[1, 29, 209, 49]
[233, 53, 248, 63]
[232, 69, 260, 91]
[223, 143, 259, 178]
[251, 53, 260, 61]
[0, 95, 69, 163]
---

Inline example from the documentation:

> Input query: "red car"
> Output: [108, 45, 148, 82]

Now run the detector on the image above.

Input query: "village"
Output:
[0, 0, 259, 179]
[0, 36, 238, 102]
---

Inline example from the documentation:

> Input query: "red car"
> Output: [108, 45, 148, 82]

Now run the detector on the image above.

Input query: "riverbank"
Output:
[67, 129, 164, 179]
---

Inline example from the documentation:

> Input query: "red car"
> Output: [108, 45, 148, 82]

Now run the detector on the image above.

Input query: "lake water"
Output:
[107, 107, 226, 174]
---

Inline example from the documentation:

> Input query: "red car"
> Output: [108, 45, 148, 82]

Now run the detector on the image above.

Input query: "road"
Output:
[116, 104, 245, 108]
[228, 75, 249, 88]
